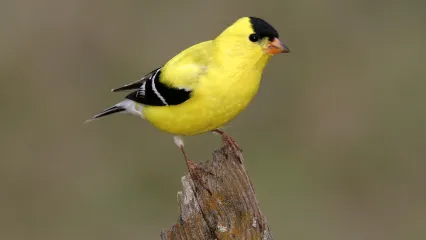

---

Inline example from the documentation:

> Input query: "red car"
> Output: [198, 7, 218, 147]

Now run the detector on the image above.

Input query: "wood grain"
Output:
[161, 141, 273, 240]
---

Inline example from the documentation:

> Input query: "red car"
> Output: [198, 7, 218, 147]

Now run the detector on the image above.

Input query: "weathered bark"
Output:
[161, 141, 273, 240]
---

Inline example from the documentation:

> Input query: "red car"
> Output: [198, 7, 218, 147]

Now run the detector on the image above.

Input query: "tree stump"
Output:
[161, 140, 273, 240]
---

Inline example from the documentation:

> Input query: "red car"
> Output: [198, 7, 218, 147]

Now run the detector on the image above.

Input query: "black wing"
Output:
[111, 68, 161, 92]
[114, 68, 192, 106]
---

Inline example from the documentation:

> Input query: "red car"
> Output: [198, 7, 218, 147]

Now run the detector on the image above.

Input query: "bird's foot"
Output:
[224, 134, 242, 152]
[174, 136, 197, 175]
[179, 146, 197, 177]
[213, 129, 243, 160]
[173, 136, 213, 194]
[186, 159, 197, 171]
[184, 157, 214, 195]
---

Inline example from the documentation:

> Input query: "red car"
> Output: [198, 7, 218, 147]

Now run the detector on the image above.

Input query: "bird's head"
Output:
[215, 17, 289, 59]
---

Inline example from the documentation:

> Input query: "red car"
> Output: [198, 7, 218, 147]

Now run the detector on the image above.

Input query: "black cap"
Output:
[249, 17, 279, 41]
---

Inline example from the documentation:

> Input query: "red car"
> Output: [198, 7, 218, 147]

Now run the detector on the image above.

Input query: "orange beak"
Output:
[265, 38, 289, 55]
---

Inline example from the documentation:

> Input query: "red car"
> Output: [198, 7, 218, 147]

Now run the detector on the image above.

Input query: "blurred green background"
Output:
[1, 0, 425, 239]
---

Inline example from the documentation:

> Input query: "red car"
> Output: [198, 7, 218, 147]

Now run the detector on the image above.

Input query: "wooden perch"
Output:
[161, 141, 273, 240]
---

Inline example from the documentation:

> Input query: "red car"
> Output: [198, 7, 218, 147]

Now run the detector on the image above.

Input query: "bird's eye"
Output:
[249, 34, 259, 42]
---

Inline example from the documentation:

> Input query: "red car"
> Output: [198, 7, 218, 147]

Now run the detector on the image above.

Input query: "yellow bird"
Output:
[87, 17, 289, 171]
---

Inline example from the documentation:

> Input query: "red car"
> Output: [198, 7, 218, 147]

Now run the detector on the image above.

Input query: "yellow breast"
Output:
[142, 29, 272, 136]
[142, 68, 262, 136]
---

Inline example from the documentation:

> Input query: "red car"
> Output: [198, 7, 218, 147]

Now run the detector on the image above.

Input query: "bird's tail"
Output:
[85, 99, 142, 123]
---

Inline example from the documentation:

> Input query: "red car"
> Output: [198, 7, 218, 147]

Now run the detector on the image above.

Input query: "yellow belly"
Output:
[142, 72, 261, 136]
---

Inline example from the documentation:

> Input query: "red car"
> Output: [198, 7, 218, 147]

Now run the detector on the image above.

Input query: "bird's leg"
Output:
[179, 145, 197, 171]
[213, 129, 242, 153]
[173, 136, 214, 193]
[173, 136, 197, 173]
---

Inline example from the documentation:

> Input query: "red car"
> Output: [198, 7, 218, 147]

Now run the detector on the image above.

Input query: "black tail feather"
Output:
[85, 106, 125, 123]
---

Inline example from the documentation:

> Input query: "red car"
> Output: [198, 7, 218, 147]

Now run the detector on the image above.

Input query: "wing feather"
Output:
[110, 41, 212, 107]
[160, 41, 213, 89]
[111, 68, 161, 92]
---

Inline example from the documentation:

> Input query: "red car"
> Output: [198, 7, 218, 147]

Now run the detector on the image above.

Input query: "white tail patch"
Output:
[84, 99, 143, 124]
[117, 99, 144, 117]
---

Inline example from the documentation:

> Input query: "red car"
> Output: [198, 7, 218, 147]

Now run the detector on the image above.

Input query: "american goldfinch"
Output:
[87, 17, 289, 171]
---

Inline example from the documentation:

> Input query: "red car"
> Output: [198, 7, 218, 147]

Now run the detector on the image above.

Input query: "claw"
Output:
[213, 129, 243, 157]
